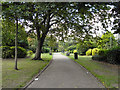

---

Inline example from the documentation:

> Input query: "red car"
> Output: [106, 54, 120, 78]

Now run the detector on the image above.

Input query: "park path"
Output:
[27, 53, 104, 88]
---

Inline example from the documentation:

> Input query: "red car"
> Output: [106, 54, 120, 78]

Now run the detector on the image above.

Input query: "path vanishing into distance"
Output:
[27, 53, 105, 88]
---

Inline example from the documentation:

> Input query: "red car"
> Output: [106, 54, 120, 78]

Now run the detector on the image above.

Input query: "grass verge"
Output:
[62, 53, 119, 88]
[2, 53, 52, 88]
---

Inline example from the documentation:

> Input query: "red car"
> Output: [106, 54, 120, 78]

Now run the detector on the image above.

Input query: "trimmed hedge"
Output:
[92, 46, 120, 64]
[1, 46, 27, 59]
[92, 55, 107, 62]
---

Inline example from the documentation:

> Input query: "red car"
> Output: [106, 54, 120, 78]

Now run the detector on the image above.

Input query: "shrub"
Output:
[98, 49, 108, 56]
[10, 46, 27, 58]
[106, 48, 120, 64]
[86, 49, 92, 56]
[93, 46, 120, 64]
[73, 50, 77, 53]
[92, 55, 107, 61]
[27, 50, 33, 57]
[92, 48, 99, 56]
[0, 46, 12, 58]
[42, 48, 50, 53]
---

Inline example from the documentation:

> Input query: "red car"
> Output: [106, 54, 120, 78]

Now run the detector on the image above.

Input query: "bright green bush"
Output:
[27, 50, 33, 57]
[73, 50, 77, 53]
[10, 46, 27, 58]
[92, 48, 99, 56]
[86, 49, 92, 56]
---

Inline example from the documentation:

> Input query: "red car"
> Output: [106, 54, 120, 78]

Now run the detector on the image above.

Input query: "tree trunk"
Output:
[15, 17, 18, 70]
[33, 10, 51, 60]
[33, 40, 43, 60]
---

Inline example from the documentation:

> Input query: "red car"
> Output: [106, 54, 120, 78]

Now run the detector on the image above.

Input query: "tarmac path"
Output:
[27, 53, 104, 88]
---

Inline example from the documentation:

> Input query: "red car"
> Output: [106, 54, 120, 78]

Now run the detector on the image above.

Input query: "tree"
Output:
[2, 2, 113, 60]
[44, 35, 57, 52]
[2, 19, 28, 48]
[97, 31, 117, 49]
[2, 2, 25, 70]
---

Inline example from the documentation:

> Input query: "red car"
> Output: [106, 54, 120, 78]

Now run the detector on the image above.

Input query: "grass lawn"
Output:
[63, 53, 119, 88]
[2, 53, 52, 88]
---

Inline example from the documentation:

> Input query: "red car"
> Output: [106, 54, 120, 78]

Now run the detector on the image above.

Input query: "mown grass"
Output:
[63, 53, 119, 88]
[2, 53, 52, 88]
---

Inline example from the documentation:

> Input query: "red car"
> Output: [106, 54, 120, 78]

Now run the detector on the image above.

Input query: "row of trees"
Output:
[2, 2, 120, 69]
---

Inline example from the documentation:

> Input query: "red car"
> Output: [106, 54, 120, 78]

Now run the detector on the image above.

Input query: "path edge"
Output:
[62, 54, 106, 88]
[23, 59, 53, 89]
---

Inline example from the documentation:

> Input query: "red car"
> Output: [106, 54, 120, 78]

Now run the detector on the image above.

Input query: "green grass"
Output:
[2, 53, 52, 88]
[63, 53, 119, 88]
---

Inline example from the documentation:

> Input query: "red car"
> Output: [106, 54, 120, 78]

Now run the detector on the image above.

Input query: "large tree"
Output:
[2, 2, 113, 60]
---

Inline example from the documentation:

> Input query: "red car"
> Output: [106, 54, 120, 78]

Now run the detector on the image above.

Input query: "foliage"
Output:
[73, 50, 77, 53]
[92, 48, 99, 56]
[0, 46, 12, 58]
[93, 46, 120, 64]
[77, 40, 97, 55]
[27, 50, 33, 57]
[92, 55, 107, 61]
[42, 47, 50, 53]
[10, 46, 27, 58]
[27, 37, 37, 53]
[44, 35, 58, 51]
[67, 45, 76, 52]
[86, 49, 92, 56]
[2, 20, 28, 49]
[98, 49, 108, 56]
[97, 31, 117, 49]
[1, 46, 27, 59]
[106, 46, 120, 64]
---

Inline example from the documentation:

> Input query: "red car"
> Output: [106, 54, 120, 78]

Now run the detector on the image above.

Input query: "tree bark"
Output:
[15, 17, 18, 70]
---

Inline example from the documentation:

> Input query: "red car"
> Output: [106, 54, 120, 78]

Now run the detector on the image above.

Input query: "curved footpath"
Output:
[27, 53, 104, 88]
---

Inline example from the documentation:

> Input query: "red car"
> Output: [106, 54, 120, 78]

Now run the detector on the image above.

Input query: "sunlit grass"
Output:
[63, 53, 118, 88]
[2, 53, 52, 88]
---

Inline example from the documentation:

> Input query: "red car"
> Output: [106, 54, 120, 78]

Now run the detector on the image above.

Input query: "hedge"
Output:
[92, 46, 120, 64]
[0, 46, 27, 58]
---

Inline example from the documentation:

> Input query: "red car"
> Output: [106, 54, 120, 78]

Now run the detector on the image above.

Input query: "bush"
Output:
[0, 46, 12, 58]
[42, 48, 50, 53]
[98, 49, 108, 56]
[106, 48, 120, 64]
[93, 46, 120, 64]
[92, 48, 99, 56]
[1, 46, 27, 58]
[86, 49, 92, 56]
[73, 50, 77, 53]
[10, 46, 27, 58]
[29, 47, 36, 53]
[27, 50, 33, 57]
[92, 55, 107, 61]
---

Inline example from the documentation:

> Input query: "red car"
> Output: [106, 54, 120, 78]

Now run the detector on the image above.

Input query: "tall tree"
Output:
[2, 2, 113, 60]
[2, 2, 24, 70]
